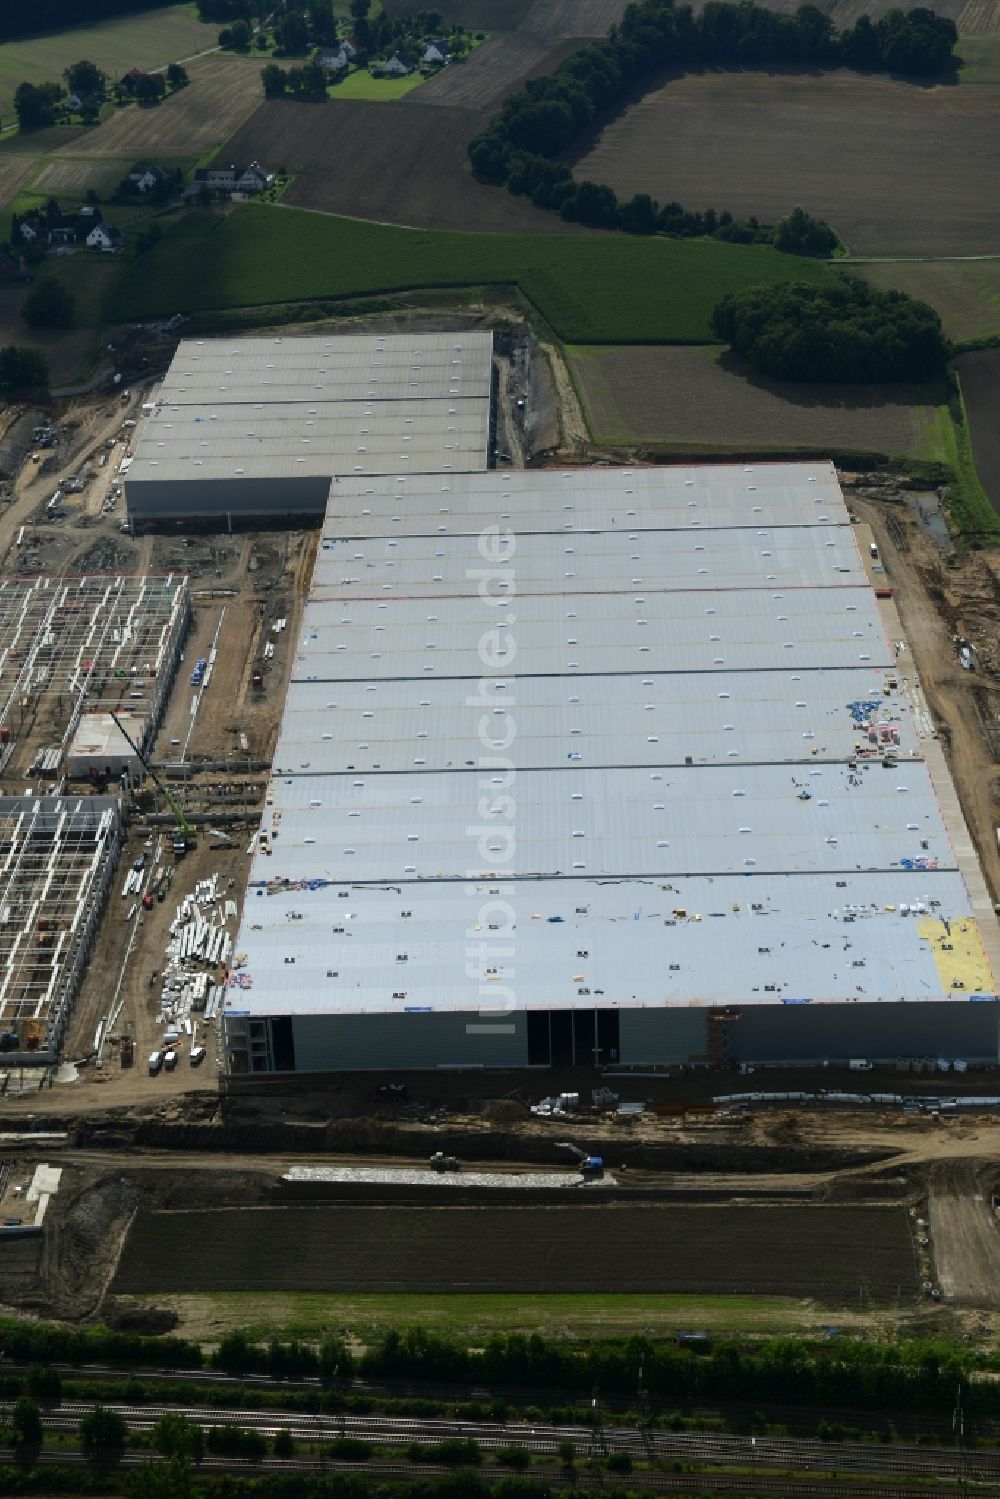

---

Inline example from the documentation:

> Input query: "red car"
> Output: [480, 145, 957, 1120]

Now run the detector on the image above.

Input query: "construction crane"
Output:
[108, 709, 197, 857]
[557, 1141, 604, 1178]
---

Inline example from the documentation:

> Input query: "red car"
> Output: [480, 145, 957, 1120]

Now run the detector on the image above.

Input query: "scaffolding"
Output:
[0, 575, 190, 775]
[0, 795, 122, 1063]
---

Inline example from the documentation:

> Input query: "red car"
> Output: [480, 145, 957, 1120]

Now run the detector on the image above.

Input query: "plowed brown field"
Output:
[569, 69, 1000, 255]
[222, 99, 589, 232]
[114, 1203, 914, 1302]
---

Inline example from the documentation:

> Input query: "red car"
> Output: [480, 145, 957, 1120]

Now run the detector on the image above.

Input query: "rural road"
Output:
[929, 1161, 1000, 1302]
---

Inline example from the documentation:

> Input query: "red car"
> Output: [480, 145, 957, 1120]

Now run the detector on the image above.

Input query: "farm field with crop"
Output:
[412, 35, 585, 109]
[59, 52, 263, 161]
[569, 68, 1000, 256]
[114, 1204, 914, 1302]
[0, 2, 218, 95]
[955, 350, 1000, 522]
[569, 344, 949, 460]
[855, 259, 1000, 343]
[107, 204, 829, 341]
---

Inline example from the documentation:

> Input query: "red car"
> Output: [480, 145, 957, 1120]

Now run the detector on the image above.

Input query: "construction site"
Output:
[1, 315, 1000, 1338]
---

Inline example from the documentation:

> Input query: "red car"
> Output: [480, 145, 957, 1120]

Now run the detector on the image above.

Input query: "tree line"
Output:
[712, 277, 951, 381]
[468, 0, 958, 239]
[3, 1319, 998, 1417]
[0, 0, 173, 41]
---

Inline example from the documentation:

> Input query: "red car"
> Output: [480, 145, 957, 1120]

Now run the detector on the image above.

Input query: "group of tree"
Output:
[1, 0, 173, 42]
[22, 277, 76, 330]
[13, 82, 65, 131]
[469, 0, 958, 240]
[261, 60, 327, 96]
[0, 348, 50, 397]
[712, 276, 951, 381]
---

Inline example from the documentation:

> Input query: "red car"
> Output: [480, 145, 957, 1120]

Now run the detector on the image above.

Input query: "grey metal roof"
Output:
[227, 870, 987, 1016]
[274, 667, 917, 775]
[311, 525, 865, 596]
[294, 586, 891, 679]
[160, 332, 493, 403]
[257, 760, 951, 882]
[325, 464, 845, 536]
[128, 333, 493, 509]
[227, 457, 996, 1021]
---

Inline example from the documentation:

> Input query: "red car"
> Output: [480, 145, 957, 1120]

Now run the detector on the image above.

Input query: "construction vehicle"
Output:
[109, 710, 197, 856]
[557, 1141, 604, 1178]
[207, 826, 234, 848]
[429, 1151, 460, 1172]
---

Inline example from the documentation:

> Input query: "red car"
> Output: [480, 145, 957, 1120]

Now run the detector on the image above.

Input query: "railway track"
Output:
[9, 1399, 995, 1483]
[0, 1445, 984, 1498]
[6, 1360, 986, 1440]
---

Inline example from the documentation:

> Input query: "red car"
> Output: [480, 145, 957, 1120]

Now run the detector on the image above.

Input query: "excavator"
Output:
[109, 709, 197, 857]
[557, 1141, 604, 1179]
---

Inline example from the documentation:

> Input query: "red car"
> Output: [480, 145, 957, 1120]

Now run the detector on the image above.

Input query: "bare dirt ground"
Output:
[858, 491, 1000, 911]
[929, 1160, 1000, 1302]
[568, 344, 944, 455]
[569, 68, 1000, 255]
[114, 1201, 914, 1299]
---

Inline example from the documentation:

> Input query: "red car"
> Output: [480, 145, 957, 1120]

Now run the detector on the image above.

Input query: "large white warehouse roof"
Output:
[226, 461, 998, 1022]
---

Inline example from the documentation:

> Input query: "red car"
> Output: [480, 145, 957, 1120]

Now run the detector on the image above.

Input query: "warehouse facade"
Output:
[224, 460, 1000, 1074]
[125, 332, 495, 525]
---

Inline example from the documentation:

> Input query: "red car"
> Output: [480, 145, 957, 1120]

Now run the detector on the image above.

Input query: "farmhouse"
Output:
[86, 222, 125, 251]
[126, 163, 171, 193]
[14, 213, 46, 245]
[317, 47, 350, 71]
[381, 54, 413, 75]
[423, 41, 448, 64]
[194, 160, 273, 194]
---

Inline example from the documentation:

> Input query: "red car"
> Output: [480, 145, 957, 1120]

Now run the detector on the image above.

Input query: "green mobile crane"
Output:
[108, 709, 197, 856]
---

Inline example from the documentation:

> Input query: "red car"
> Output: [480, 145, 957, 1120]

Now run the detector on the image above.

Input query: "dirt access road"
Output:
[930, 1160, 1000, 1302]
[857, 491, 1000, 911]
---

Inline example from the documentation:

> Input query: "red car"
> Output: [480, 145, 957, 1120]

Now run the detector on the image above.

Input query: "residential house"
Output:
[65, 93, 84, 111]
[381, 54, 412, 75]
[193, 160, 273, 195]
[317, 47, 349, 71]
[126, 163, 171, 193]
[341, 37, 358, 57]
[422, 41, 448, 64]
[118, 67, 145, 94]
[49, 225, 76, 246]
[14, 213, 47, 246]
[86, 221, 125, 252]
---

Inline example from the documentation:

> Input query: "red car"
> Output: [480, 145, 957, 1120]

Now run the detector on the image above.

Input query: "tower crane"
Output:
[109, 709, 197, 856]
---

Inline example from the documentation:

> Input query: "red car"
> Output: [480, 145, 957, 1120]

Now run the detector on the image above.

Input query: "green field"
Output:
[137, 1291, 844, 1344]
[0, 3, 218, 96]
[109, 205, 831, 343]
[329, 69, 426, 100]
